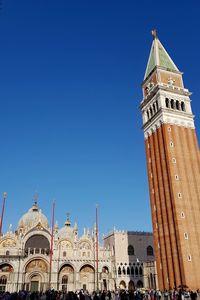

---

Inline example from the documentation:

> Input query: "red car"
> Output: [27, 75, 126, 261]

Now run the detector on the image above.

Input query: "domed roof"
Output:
[18, 202, 49, 231]
[56, 217, 75, 240]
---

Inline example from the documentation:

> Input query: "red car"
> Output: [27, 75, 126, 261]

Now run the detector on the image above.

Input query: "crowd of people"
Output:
[0, 289, 199, 300]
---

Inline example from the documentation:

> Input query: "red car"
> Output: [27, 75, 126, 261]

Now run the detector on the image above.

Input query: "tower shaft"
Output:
[140, 35, 200, 290]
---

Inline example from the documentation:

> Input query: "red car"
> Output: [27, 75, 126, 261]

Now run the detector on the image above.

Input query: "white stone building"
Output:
[103, 231, 157, 290]
[0, 202, 156, 292]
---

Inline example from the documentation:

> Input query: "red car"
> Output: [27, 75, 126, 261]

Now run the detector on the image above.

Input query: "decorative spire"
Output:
[65, 212, 71, 227]
[74, 221, 78, 231]
[33, 192, 39, 207]
[9, 224, 12, 233]
[83, 227, 86, 236]
[55, 220, 59, 230]
[144, 32, 179, 80]
[151, 29, 157, 39]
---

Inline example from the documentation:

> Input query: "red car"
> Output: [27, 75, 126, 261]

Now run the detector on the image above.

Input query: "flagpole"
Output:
[96, 204, 99, 292]
[0, 192, 7, 236]
[49, 201, 55, 289]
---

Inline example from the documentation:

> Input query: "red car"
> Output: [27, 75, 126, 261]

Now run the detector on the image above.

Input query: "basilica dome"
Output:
[18, 202, 49, 231]
[56, 217, 76, 240]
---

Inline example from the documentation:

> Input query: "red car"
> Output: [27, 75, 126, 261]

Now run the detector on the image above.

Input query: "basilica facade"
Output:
[0, 202, 156, 292]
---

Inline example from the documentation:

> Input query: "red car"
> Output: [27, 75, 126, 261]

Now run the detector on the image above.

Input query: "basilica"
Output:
[0, 201, 156, 292]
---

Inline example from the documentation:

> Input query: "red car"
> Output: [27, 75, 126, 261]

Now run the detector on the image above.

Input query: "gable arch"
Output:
[0, 263, 14, 273]
[25, 234, 50, 250]
[24, 257, 49, 273]
[59, 263, 75, 274]
[79, 264, 95, 273]
[0, 238, 17, 248]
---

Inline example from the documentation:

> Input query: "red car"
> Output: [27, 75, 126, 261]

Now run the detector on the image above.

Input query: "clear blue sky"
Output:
[0, 0, 199, 236]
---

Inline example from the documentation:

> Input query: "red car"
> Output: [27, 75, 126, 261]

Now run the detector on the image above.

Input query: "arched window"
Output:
[165, 98, 170, 108]
[122, 266, 126, 275]
[63, 251, 66, 257]
[181, 102, 186, 112]
[128, 245, 134, 256]
[62, 275, 68, 284]
[147, 245, 154, 256]
[102, 266, 109, 273]
[131, 266, 134, 276]
[118, 267, 121, 275]
[149, 107, 153, 117]
[155, 100, 159, 111]
[127, 267, 130, 275]
[6, 251, 9, 256]
[136, 280, 143, 288]
[139, 267, 143, 276]
[135, 267, 138, 276]
[147, 110, 150, 120]
[176, 100, 180, 110]
[25, 234, 50, 251]
[153, 103, 156, 114]
[0, 276, 7, 285]
[171, 99, 175, 109]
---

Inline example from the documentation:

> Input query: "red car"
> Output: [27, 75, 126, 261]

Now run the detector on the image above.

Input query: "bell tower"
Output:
[140, 32, 200, 290]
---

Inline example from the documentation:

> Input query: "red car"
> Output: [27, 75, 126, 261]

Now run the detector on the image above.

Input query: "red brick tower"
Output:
[140, 32, 200, 290]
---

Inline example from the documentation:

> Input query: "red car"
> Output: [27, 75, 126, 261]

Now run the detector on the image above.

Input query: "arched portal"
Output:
[59, 264, 74, 291]
[128, 280, 135, 291]
[30, 274, 42, 292]
[101, 266, 109, 291]
[119, 280, 126, 289]
[0, 264, 13, 292]
[25, 259, 48, 292]
[136, 280, 143, 288]
[79, 264, 94, 292]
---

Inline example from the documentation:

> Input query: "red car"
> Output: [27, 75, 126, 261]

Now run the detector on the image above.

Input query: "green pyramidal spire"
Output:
[144, 31, 179, 80]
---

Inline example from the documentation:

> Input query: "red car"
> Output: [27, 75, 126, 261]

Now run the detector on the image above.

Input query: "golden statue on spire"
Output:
[151, 29, 157, 39]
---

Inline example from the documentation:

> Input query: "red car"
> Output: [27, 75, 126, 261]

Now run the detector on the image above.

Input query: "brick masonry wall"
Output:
[145, 124, 200, 290]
